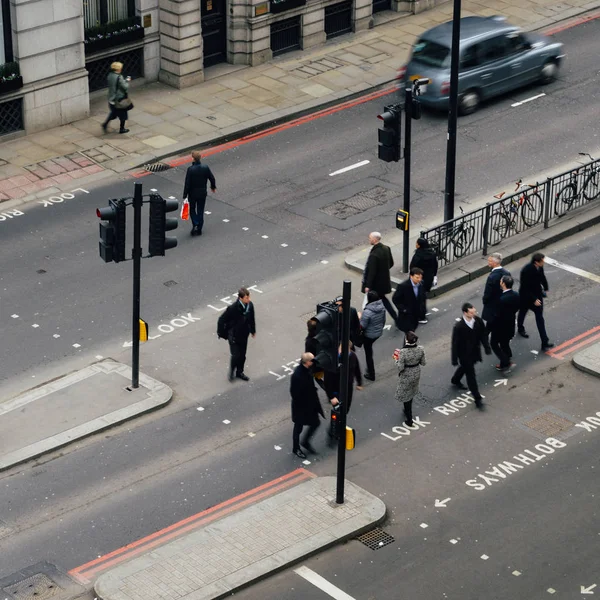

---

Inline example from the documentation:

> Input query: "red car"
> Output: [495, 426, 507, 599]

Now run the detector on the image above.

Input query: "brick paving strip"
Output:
[93, 476, 386, 600]
[0, 0, 598, 206]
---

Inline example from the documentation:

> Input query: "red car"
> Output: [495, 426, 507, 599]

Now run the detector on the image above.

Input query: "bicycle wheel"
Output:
[485, 210, 509, 246]
[554, 184, 576, 216]
[582, 170, 600, 201]
[452, 225, 475, 258]
[521, 192, 543, 226]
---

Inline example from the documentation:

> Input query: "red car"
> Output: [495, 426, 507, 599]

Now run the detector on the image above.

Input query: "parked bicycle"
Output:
[485, 179, 543, 246]
[430, 207, 475, 262]
[554, 152, 600, 216]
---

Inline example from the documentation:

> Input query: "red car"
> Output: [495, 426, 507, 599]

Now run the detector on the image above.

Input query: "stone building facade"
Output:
[0, 0, 444, 136]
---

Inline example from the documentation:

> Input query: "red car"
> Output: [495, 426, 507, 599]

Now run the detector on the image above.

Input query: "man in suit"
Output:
[290, 353, 338, 458]
[451, 302, 491, 410]
[392, 267, 427, 332]
[182, 150, 216, 236]
[481, 252, 510, 332]
[217, 287, 256, 382]
[362, 232, 397, 321]
[517, 252, 554, 351]
[490, 275, 520, 371]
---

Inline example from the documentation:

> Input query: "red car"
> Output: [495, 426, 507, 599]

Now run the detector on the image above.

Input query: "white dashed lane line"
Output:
[545, 256, 600, 283]
[511, 93, 546, 107]
[294, 566, 356, 600]
[329, 160, 370, 177]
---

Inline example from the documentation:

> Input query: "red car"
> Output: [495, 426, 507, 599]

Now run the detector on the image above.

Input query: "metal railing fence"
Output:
[420, 156, 600, 267]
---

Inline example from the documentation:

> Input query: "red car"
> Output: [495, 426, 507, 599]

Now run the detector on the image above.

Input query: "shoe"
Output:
[496, 362, 515, 371]
[302, 442, 317, 454]
[404, 420, 414, 427]
[119, 128, 130, 134]
[293, 449, 307, 459]
[236, 372, 250, 381]
[451, 380, 468, 390]
[101, 122, 108, 133]
[418, 319, 428, 324]
[196, 229, 202, 236]
[518, 330, 529, 338]
[541, 342, 555, 351]
[475, 399, 485, 411]
[364, 373, 375, 381]
[228, 368, 234, 382]
[191, 227, 198, 236]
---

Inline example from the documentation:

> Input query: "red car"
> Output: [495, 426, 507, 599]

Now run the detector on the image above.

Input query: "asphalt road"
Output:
[1, 225, 599, 594]
[0, 17, 599, 386]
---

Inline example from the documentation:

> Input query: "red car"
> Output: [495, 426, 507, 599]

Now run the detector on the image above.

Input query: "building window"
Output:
[83, 0, 136, 30]
[0, 0, 14, 64]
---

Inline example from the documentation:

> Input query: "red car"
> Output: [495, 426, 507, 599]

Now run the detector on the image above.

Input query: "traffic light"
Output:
[313, 301, 339, 373]
[377, 105, 401, 162]
[97, 199, 126, 263]
[148, 194, 178, 256]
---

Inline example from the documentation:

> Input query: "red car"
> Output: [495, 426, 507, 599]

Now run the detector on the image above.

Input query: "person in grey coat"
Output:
[394, 331, 426, 427]
[101, 62, 131, 134]
[359, 290, 386, 381]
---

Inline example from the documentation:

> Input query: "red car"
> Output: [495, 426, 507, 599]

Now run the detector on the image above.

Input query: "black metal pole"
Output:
[336, 280, 351, 504]
[403, 88, 412, 273]
[131, 182, 142, 389]
[443, 0, 461, 223]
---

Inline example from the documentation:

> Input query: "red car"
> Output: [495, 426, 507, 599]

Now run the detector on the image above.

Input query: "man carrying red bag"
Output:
[182, 150, 217, 237]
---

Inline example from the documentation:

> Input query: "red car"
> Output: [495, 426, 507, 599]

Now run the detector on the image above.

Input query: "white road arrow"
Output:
[494, 379, 508, 387]
[581, 584, 597, 594]
[122, 341, 133, 348]
[383, 324, 392, 330]
[435, 498, 451, 508]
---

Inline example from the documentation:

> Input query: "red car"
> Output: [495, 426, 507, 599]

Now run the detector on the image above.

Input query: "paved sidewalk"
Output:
[0, 360, 172, 471]
[572, 341, 600, 377]
[93, 475, 386, 600]
[1, 0, 599, 205]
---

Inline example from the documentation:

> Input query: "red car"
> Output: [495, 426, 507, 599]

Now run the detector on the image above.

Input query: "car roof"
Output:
[420, 16, 518, 46]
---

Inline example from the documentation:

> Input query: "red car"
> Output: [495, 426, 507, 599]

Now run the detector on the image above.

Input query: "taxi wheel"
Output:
[540, 60, 558, 84]
[458, 90, 480, 116]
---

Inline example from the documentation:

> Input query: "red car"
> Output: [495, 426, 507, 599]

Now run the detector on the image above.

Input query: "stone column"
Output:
[137, 0, 161, 81]
[11, 0, 89, 132]
[159, 0, 204, 88]
[353, 0, 373, 32]
[302, 8, 325, 49]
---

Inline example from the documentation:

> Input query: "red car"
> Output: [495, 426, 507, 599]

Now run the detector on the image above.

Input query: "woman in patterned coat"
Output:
[394, 331, 426, 427]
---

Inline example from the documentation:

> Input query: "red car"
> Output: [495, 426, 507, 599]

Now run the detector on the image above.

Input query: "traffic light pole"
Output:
[336, 280, 351, 505]
[402, 87, 413, 274]
[131, 182, 143, 389]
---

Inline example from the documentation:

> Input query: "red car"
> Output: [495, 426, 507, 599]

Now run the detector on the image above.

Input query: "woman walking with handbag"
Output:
[394, 331, 426, 427]
[102, 62, 132, 134]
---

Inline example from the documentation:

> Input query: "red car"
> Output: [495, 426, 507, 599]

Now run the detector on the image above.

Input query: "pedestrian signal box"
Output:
[345, 426, 355, 450]
[139, 319, 148, 342]
[396, 209, 409, 231]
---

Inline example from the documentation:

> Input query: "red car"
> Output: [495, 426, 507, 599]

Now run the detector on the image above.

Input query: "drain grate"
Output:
[3, 574, 61, 600]
[356, 527, 395, 550]
[319, 186, 398, 219]
[523, 411, 576, 437]
[144, 162, 171, 173]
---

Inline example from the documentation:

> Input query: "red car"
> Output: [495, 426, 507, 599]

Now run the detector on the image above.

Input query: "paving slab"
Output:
[94, 475, 386, 600]
[572, 342, 600, 377]
[0, 360, 172, 471]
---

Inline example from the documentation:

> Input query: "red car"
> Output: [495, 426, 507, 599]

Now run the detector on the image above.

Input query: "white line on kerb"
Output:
[329, 160, 370, 176]
[294, 566, 357, 600]
[511, 93, 546, 107]
[545, 257, 600, 283]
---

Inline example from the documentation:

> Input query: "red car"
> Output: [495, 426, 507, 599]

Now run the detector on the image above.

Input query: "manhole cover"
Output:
[144, 162, 171, 173]
[523, 411, 576, 437]
[356, 527, 395, 550]
[163, 280, 178, 287]
[3, 574, 61, 600]
[320, 186, 397, 219]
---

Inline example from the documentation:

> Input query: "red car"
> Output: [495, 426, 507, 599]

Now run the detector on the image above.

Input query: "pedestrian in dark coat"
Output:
[394, 331, 426, 427]
[290, 353, 336, 458]
[481, 252, 510, 330]
[334, 297, 361, 348]
[362, 232, 397, 321]
[359, 291, 386, 381]
[409, 238, 438, 293]
[217, 287, 256, 382]
[490, 275, 520, 370]
[517, 252, 554, 350]
[392, 267, 427, 332]
[183, 150, 216, 236]
[451, 302, 491, 409]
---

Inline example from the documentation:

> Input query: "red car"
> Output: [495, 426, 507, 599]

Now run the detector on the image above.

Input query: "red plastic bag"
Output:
[181, 199, 189, 221]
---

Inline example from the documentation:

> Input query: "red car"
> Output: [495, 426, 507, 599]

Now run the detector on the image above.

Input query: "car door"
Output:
[473, 35, 512, 99]
[503, 32, 537, 89]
